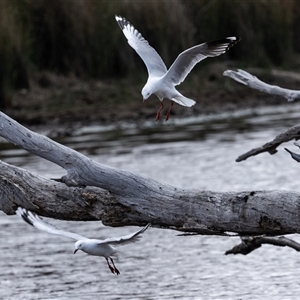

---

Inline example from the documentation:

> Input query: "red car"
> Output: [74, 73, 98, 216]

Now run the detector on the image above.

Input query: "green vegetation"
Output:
[1, 0, 300, 116]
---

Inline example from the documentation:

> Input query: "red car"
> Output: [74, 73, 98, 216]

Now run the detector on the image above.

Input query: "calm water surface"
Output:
[1, 104, 300, 299]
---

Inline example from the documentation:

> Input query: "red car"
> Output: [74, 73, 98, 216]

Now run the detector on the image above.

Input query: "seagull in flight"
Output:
[16, 207, 150, 275]
[116, 15, 240, 121]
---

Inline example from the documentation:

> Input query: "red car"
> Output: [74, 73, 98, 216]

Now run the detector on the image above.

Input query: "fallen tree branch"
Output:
[222, 69, 300, 162]
[0, 160, 141, 225]
[225, 235, 300, 255]
[223, 69, 300, 102]
[1, 111, 300, 237]
[236, 124, 300, 162]
[4, 154, 300, 234]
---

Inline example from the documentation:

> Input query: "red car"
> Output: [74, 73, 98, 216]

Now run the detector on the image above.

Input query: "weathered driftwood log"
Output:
[1, 111, 300, 241]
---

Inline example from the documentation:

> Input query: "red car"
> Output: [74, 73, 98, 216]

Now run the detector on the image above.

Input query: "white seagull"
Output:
[16, 207, 150, 275]
[116, 15, 240, 120]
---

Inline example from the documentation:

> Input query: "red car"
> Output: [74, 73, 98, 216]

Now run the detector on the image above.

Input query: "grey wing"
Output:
[165, 37, 240, 86]
[99, 223, 151, 246]
[115, 15, 167, 77]
[16, 207, 87, 241]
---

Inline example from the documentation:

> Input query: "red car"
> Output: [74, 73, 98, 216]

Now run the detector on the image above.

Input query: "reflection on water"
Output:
[1, 104, 300, 299]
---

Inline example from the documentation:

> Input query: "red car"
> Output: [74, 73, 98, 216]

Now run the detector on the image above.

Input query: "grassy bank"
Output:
[1, 0, 300, 123]
[6, 62, 300, 130]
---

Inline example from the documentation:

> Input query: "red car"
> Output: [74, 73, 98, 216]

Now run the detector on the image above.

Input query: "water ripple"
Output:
[1, 106, 300, 299]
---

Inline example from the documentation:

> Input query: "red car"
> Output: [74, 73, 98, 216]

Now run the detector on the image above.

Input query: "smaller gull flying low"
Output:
[16, 207, 150, 275]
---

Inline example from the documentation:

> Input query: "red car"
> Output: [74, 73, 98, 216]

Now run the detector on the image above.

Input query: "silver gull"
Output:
[16, 207, 150, 275]
[116, 15, 240, 120]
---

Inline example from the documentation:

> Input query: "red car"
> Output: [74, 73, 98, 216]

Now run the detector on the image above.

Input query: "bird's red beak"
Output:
[74, 249, 78, 254]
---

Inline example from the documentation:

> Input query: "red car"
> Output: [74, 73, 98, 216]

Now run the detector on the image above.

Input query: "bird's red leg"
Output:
[106, 257, 116, 274]
[156, 102, 164, 121]
[165, 101, 174, 121]
[110, 258, 120, 275]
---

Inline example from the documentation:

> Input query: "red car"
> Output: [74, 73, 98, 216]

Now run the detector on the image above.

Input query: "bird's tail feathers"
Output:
[172, 95, 196, 107]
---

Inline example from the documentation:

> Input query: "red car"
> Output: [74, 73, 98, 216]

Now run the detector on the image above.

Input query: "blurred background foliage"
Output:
[0, 0, 300, 111]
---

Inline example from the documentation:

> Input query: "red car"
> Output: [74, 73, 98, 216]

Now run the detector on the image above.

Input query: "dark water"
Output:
[1, 104, 300, 299]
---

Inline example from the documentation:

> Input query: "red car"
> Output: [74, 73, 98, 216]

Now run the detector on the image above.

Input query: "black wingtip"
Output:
[230, 36, 241, 48]
[16, 207, 34, 227]
[115, 15, 127, 30]
[142, 223, 151, 233]
[224, 36, 241, 50]
[205, 36, 241, 54]
[115, 15, 133, 31]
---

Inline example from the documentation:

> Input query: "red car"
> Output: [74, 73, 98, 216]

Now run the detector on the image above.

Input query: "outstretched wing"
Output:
[16, 207, 87, 241]
[165, 37, 241, 86]
[115, 15, 167, 77]
[99, 223, 151, 246]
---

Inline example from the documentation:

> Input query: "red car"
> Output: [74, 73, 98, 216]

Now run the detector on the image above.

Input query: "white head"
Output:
[74, 240, 83, 254]
[141, 85, 152, 102]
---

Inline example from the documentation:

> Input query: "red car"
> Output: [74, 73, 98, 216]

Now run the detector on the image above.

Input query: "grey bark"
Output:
[1, 111, 300, 240]
[223, 69, 300, 101]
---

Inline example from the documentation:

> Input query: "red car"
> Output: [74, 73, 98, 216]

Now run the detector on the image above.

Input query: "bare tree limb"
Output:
[222, 69, 300, 162]
[236, 124, 300, 162]
[223, 69, 300, 101]
[0, 160, 146, 226]
[2, 111, 300, 236]
[225, 236, 300, 255]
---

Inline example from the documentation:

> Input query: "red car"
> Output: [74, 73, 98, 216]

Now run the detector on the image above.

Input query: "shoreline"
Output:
[4, 65, 300, 137]
[24, 101, 300, 140]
